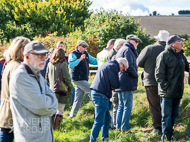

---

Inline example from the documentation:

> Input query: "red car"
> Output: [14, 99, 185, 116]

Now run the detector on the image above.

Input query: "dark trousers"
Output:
[145, 86, 161, 129]
[0, 128, 14, 142]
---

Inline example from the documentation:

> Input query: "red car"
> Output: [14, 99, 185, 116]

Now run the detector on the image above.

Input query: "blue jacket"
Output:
[115, 41, 138, 91]
[69, 47, 97, 81]
[90, 60, 120, 98]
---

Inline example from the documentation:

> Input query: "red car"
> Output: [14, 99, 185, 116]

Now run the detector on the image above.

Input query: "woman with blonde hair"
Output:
[46, 48, 72, 130]
[0, 36, 30, 142]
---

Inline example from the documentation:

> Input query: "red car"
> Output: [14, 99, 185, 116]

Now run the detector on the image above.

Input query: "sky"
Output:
[89, 0, 190, 16]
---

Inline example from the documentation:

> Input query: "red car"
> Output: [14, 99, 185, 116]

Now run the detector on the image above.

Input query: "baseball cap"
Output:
[24, 41, 48, 55]
[154, 30, 170, 42]
[167, 35, 185, 45]
[77, 40, 89, 47]
[126, 34, 142, 43]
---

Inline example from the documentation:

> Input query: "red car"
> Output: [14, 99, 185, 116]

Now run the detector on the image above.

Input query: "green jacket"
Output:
[155, 45, 189, 98]
[46, 61, 72, 104]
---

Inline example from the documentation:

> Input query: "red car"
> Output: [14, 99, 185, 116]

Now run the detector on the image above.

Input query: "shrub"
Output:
[183, 38, 190, 56]
[68, 9, 155, 54]
[0, 0, 92, 41]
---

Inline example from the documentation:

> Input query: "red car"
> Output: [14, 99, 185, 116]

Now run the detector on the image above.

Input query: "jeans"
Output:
[0, 128, 14, 142]
[188, 118, 190, 138]
[111, 91, 118, 128]
[70, 80, 91, 117]
[160, 97, 180, 141]
[116, 91, 133, 131]
[70, 85, 75, 106]
[90, 90, 111, 142]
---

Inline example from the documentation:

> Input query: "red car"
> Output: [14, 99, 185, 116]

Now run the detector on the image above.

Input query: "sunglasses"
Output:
[29, 52, 46, 59]
[81, 45, 87, 48]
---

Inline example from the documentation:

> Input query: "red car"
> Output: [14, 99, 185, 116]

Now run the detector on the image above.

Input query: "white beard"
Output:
[30, 58, 45, 71]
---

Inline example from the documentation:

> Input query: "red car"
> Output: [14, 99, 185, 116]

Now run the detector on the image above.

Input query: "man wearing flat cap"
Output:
[9, 41, 58, 142]
[69, 40, 97, 118]
[155, 35, 189, 141]
[137, 30, 170, 136]
[115, 34, 142, 132]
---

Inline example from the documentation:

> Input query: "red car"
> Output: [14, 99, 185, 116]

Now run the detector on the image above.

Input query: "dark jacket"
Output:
[46, 62, 72, 104]
[90, 60, 120, 98]
[107, 48, 117, 60]
[70, 50, 89, 81]
[155, 45, 189, 99]
[137, 41, 166, 86]
[115, 41, 138, 91]
[40, 57, 50, 78]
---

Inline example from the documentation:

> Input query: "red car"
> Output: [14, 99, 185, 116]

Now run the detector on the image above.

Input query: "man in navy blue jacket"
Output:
[90, 58, 128, 142]
[115, 34, 142, 132]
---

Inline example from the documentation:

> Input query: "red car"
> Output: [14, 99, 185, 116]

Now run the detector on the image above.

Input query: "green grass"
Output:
[54, 76, 190, 142]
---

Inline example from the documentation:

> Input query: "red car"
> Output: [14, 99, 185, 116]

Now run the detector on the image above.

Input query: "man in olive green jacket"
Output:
[155, 35, 189, 141]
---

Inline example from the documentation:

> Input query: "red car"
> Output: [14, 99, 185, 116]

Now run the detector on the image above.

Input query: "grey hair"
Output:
[113, 38, 126, 50]
[116, 58, 128, 68]
[56, 41, 64, 48]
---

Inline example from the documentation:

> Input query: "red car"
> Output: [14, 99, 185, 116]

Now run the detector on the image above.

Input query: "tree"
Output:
[0, 0, 92, 41]
[153, 11, 157, 16]
[69, 9, 155, 53]
[178, 10, 190, 15]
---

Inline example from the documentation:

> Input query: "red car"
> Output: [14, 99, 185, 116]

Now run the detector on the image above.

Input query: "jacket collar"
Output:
[166, 45, 184, 56]
[125, 41, 137, 57]
[21, 62, 40, 77]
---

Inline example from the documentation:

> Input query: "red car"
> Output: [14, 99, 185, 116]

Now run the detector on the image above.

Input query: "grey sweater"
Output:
[137, 41, 166, 86]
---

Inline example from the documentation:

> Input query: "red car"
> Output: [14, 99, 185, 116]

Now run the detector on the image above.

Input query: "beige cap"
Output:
[77, 40, 89, 47]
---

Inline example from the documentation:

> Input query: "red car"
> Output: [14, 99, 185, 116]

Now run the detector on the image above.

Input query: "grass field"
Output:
[54, 75, 190, 142]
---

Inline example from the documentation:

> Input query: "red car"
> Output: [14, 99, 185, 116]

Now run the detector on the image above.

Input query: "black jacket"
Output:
[107, 48, 117, 60]
[155, 45, 189, 98]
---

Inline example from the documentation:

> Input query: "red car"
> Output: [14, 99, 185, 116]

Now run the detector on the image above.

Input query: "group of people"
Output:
[91, 30, 189, 142]
[0, 29, 189, 142]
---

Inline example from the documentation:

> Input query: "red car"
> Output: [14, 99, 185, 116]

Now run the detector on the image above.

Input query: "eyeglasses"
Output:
[175, 41, 182, 44]
[28, 52, 46, 59]
[133, 39, 140, 44]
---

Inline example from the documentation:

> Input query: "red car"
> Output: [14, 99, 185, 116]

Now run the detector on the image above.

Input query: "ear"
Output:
[20, 48, 24, 54]
[24, 53, 29, 59]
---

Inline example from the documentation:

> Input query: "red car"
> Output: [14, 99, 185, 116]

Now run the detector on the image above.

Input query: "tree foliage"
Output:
[69, 9, 155, 53]
[178, 10, 190, 15]
[0, 0, 92, 41]
[153, 11, 157, 16]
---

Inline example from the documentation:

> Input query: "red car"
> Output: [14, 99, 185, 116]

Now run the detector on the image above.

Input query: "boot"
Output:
[153, 127, 162, 136]
[51, 114, 55, 130]
[54, 114, 63, 130]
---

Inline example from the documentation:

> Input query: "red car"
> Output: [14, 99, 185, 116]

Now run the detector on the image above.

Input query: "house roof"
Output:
[133, 16, 190, 37]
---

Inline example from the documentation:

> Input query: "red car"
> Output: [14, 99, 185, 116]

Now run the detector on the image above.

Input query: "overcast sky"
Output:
[89, 0, 190, 16]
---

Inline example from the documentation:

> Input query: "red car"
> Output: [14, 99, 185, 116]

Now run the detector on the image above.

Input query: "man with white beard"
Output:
[9, 41, 58, 142]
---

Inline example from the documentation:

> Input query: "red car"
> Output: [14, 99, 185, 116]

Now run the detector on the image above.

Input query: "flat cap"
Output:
[77, 40, 89, 47]
[126, 34, 142, 43]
